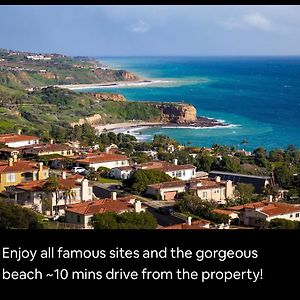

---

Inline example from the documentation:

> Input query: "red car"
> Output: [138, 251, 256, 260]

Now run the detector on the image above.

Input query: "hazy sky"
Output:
[1, 5, 300, 56]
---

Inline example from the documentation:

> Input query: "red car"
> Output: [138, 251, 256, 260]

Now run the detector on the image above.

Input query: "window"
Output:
[176, 171, 182, 178]
[203, 192, 207, 198]
[183, 170, 186, 177]
[77, 215, 81, 223]
[172, 172, 175, 177]
[290, 214, 293, 218]
[43, 171, 48, 177]
[61, 151, 64, 155]
[6, 173, 16, 183]
[296, 213, 300, 218]
[67, 150, 71, 155]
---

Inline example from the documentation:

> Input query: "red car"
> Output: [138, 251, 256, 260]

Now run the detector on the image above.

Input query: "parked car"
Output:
[71, 167, 87, 174]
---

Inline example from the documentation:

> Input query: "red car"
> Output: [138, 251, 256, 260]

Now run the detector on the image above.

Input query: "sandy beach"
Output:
[95, 121, 164, 134]
[55, 79, 153, 90]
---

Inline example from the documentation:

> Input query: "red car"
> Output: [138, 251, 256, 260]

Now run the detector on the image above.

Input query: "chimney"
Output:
[37, 162, 44, 180]
[62, 171, 67, 179]
[111, 191, 117, 201]
[81, 179, 89, 201]
[173, 158, 178, 165]
[215, 176, 221, 183]
[187, 216, 192, 226]
[39, 162, 43, 172]
[17, 129, 21, 135]
[8, 157, 13, 166]
[134, 200, 142, 213]
[13, 154, 18, 163]
[105, 146, 110, 154]
[267, 195, 273, 202]
[50, 139, 54, 144]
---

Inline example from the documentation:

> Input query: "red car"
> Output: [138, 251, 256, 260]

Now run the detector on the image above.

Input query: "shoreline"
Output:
[94, 117, 235, 135]
[54, 79, 153, 90]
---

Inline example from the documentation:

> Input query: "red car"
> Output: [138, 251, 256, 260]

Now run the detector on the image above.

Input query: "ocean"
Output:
[77, 56, 300, 151]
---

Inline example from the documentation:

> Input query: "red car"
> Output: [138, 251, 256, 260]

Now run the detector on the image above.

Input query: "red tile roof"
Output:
[148, 178, 224, 190]
[13, 175, 84, 192]
[23, 143, 72, 153]
[76, 153, 128, 164]
[212, 209, 237, 216]
[228, 201, 300, 217]
[0, 134, 39, 143]
[65, 197, 137, 215]
[0, 160, 48, 173]
[137, 161, 196, 172]
[160, 219, 210, 230]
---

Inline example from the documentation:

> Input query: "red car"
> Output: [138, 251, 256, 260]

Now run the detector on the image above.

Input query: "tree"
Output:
[0, 200, 42, 229]
[253, 147, 270, 169]
[217, 156, 241, 173]
[269, 149, 285, 162]
[93, 211, 157, 229]
[236, 183, 255, 203]
[44, 176, 61, 215]
[274, 164, 296, 188]
[174, 191, 229, 224]
[131, 152, 150, 164]
[126, 169, 172, 194]
[269, 218, 300, 229]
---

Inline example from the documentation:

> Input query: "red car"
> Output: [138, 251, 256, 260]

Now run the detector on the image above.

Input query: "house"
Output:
[75, 153, 129, 170]
[212, 209, 239, 224]
[160, 217, 210, 230]
[6, 173, 92, 216]
[26, 55, 51, 61]
[146, 176, 234, 203]
[228, 200, 300, 227]
[65, 195, 145, 229]
[0, 157, 49, 192]
[22, 143, 74, 157]
[0, 147, 20, 159]
[111, 159, 196, 181]
[209, 171, 273, 193]
[0, 133, 40, 148]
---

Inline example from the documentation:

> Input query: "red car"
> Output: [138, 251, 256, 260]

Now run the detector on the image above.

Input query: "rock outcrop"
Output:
[87, 92, 126, 102]
[152, 103, 197, 124]
[70, 114, 102, 127]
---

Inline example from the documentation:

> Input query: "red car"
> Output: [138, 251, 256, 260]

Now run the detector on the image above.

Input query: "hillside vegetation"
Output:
[0, 86, 161, 139]
[0, 48, 139, 88]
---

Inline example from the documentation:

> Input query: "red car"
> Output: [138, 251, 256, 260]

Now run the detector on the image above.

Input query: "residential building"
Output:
[228, 200, 300, 227]
[111, 159, 196, 181]
[22, 143, 74, 157]
[26, 55, 51, 61]
[0, 157, 49, 192]
[160, 217, 210, 230]
[75, 153, 129, 170]
[6, 174, 92, 216]
[0, 133, 40, 148]
[146, 176, 234, 203]
[65, 195, 145, 229]
[212, 209, 239, 224]
[209, 171, 273, 193]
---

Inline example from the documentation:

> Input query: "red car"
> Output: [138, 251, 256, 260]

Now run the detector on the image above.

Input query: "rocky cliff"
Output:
[151, 103, 197, 124]
[87, 92, 126, 102]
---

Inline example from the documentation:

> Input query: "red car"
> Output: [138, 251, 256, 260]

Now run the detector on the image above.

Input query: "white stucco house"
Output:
[0, 133, 40, 148]
[75, 153, 129, 170]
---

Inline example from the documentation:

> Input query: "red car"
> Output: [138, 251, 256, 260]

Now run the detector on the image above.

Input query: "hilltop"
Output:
[0, 48, 139, 88]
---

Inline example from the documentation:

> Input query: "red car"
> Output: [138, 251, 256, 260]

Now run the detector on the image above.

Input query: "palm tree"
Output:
[44, 176, 61, 216]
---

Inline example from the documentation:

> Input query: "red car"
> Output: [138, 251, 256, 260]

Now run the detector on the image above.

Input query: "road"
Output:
[147, 207, 185, 227]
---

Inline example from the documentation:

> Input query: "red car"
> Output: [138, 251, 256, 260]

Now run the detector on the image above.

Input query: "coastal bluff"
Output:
[87, 92, 126, 102]
[155, 103, 197, 124]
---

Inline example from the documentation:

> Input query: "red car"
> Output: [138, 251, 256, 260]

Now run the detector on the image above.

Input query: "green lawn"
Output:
[98, 176, 122, 184]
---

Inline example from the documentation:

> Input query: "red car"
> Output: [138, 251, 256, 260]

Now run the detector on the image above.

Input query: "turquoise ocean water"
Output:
[77, 57, 300, 151]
